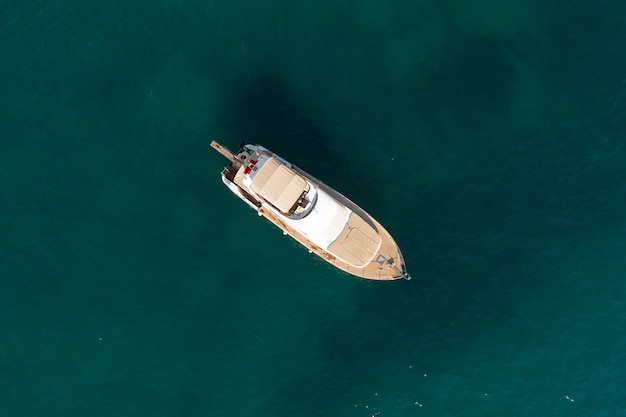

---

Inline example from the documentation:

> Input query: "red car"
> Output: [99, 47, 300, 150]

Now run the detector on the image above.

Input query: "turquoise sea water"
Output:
[2, 1, 626, 416]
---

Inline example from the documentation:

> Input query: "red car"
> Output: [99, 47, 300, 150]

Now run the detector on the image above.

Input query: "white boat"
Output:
[211, 141, 411, 281]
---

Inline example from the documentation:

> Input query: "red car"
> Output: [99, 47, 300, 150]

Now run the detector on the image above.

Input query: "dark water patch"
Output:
[412, 35, 517, 137]
[541, 0, 626, 109]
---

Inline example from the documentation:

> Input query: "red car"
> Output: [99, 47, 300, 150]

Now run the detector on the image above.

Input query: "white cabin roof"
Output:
[289, 188, 349, 246]
[283, 188, 382, 266]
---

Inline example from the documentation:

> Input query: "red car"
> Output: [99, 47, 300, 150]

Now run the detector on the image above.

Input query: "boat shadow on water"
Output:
[227, 74, 388, 220]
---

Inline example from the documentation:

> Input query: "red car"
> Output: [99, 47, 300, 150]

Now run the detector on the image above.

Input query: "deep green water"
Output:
[2, 1, 626, 416]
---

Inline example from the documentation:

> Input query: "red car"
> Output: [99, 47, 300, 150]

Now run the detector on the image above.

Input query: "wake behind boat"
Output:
[210, 141, 411, 281]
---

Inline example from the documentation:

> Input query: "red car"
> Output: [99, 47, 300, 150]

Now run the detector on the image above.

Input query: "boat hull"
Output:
[211, 141, 410, 281]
